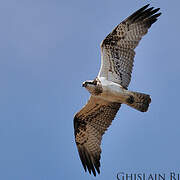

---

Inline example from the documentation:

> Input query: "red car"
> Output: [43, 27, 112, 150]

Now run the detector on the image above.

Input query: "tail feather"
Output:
[126, 91, 151, 112]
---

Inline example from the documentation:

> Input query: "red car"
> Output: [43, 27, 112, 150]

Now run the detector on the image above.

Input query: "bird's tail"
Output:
[125, 91, 151, 112]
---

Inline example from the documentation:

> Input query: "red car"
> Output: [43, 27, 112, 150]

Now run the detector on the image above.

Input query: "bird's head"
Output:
[82, 79, 102, 95]
[82, 80, 97, 88]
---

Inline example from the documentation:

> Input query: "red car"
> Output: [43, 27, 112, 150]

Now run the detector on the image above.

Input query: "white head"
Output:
[82, 79, 102, 95]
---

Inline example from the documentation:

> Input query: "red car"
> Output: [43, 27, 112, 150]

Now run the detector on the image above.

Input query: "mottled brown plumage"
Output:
[74, 4, 161, 176]
[74, 96, 120, 176]
[99, 4, 161, 88]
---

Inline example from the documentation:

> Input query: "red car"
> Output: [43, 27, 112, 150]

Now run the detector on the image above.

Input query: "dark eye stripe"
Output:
[93, 80, 97, 85]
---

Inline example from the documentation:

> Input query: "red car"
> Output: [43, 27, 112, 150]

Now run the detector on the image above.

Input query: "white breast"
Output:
[98, 77, 128, 103]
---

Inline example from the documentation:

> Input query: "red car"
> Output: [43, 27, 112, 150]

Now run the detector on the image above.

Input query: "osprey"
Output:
[74, 4, 161, 176]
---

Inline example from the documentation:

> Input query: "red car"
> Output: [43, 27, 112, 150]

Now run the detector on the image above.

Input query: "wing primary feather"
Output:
[143, 8, 161, 21]
[130, 7, 161, 24]
[84, 149, 96, 176]
[132, 7, 154, 22]
[127, 4, 150, 21]
[83, 148, 91, 174]
[149, 8, 161, 16]
[81, 147, 92, 174]
[146, 13, 161, 27]
[78, 145, 100, 176]
[92, 153, 100, 174]
[141, 8, 161, 20]
[149, 12, 162, 19]
[78, 147, 87, 172]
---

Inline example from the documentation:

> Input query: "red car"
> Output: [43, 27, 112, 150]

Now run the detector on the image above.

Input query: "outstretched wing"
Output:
[98, 4, 161, 88]
[74, 96, 121, 176]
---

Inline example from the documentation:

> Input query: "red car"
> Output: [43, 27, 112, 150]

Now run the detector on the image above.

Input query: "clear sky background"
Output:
[0, 0, 179, 180]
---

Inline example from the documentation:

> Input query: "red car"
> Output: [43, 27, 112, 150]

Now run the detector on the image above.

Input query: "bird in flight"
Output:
[74, 4, 161, 176]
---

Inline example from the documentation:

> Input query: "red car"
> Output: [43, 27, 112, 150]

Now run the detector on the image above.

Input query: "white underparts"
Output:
[97, 77, 130, 103]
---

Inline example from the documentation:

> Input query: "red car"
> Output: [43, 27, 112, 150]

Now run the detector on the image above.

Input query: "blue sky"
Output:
[0, 0, 179, 180]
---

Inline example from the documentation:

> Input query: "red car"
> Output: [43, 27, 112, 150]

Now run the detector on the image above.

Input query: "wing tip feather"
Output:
[127, 4, 161, 25]
[78, 146, 101, 176]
